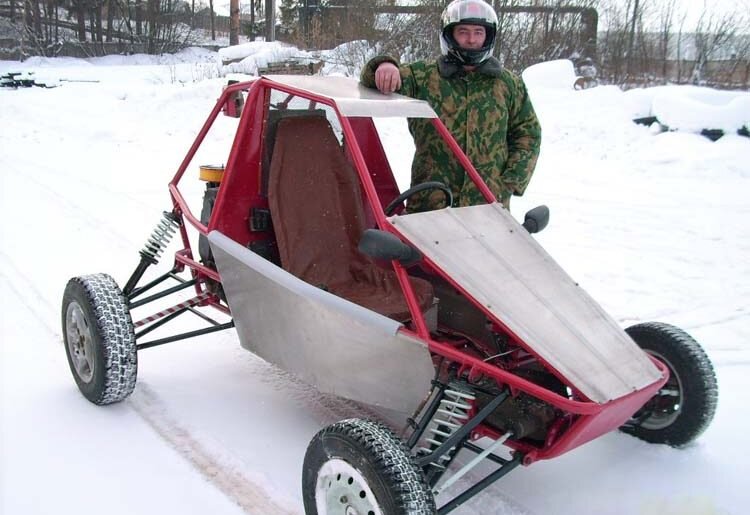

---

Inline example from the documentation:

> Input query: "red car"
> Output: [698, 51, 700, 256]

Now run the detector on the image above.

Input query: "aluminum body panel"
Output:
[262, 75, 437, 118]
[208, 231, 434, 414]
[389, 204, 662, 404]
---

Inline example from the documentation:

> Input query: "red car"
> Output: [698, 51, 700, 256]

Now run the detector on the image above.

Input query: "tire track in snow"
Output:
[0, 250, 59, 339]
[130, 383, 300, 515]
[8, 150, 159, 213]
[1, 248, 294, 514]
[3, 169, 135, 253]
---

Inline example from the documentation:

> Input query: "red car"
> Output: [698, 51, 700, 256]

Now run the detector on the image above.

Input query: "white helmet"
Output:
[440, 0, 499, 66]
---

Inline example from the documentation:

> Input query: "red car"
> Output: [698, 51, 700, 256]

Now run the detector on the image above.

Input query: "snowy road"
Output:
[2, 50, 749, 514]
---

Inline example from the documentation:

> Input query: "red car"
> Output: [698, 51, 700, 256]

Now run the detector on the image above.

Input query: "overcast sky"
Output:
[679, 0, 748, 26]
[600, 0, 748, 31]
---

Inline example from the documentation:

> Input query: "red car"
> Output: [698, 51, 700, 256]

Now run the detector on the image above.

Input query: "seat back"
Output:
[268, 116, 370, 290]
[267, 115, 435, 322]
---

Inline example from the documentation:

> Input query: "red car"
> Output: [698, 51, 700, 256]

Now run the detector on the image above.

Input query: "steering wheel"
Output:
[384, 181, 453, 216]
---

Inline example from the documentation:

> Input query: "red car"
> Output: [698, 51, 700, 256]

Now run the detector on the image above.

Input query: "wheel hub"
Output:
[315, 459, 383, 515]
[635, 350, 683, 430]
[65, 301, 95, 383]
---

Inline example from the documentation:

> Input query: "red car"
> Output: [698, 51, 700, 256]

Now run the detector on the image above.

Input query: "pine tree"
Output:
[279, 0, 300, 32]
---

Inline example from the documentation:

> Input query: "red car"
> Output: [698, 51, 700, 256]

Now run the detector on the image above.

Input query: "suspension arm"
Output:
[128, 279, 197, 309]
[127, 269, 180, 301]
[437, 453, 524, 515]
[137, 321, 235, 350]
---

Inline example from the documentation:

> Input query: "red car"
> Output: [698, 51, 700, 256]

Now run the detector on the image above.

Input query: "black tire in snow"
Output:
[622, 322, 718, 447]
[62, 273, 137, 405]
[302, 418, 436, 515]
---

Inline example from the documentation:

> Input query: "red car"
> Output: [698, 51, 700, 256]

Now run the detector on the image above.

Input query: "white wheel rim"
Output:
[315, 459, 384, 515]
[65, 301, 95, 383]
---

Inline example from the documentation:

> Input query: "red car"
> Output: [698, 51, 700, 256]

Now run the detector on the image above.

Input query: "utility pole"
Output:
[230, 0, 240, 45]
[265, 0, 276, 41]
[627, 0, 640, 76]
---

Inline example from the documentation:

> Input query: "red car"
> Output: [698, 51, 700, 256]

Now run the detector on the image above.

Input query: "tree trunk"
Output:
[31, 0, 43, 38]
[265, 0, 275, 41]
[42, 0, 51, 45]
[136, 0, 142, 36]
[250, 0, 255, 39]
[89, 4, 96, 42]
[96, 1, 103, 42]
[76, 0, 87, 41]
[106, 0, 114, 41]
[147, 0, 157, 53]
[230, 0, 240, 45]
[209, 0, 215, 40]
[627, 0, 640, 77]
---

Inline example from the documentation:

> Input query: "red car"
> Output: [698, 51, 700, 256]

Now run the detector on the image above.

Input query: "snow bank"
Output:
[217, 40, 376, 78]
[624, 85, 750, 133]
[521, 60, 636, 145]
[219, 41, 314, 75]
[522, 59, 577, 90]
[524, 62, 750, 135]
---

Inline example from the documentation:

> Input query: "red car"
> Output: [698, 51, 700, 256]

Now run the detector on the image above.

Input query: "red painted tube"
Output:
[430, 118, 496, 203]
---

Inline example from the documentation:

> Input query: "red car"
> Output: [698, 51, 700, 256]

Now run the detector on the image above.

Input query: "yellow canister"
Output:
[199, 165, 225, 183]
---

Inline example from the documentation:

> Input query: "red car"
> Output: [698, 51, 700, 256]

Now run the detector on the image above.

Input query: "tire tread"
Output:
[624, 322, 718, 446]
[305, 418, 435, 514]
[64, 274, 137, 405]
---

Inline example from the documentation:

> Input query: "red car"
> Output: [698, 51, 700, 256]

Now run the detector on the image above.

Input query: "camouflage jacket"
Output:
[361, 55, 541, 211]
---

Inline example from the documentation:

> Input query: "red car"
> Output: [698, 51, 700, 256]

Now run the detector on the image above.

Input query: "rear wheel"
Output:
[302, 418, 435, 515]
[62, 274, 137, 405]
[622, 322, 718, 447]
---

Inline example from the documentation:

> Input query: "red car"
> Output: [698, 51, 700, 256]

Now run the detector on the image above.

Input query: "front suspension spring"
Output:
[141, 211, 180, 264]
[417, 386, 476, 470]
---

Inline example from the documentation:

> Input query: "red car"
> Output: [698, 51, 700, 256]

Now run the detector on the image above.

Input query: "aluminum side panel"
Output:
[208, 231, 434, 414]
[389, 205, 662, 404]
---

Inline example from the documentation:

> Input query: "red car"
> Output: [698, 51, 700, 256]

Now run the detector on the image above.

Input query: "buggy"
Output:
[61, 75, 718, 514]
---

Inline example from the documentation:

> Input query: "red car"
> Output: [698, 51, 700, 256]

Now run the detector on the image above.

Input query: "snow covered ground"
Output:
[1, 47, 749, 515]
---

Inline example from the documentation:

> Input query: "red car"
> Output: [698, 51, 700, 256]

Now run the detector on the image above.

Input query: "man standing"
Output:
[360, 0, 541, 212]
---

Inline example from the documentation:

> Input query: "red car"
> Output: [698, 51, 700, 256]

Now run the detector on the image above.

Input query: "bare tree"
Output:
[655, 0, 678, 80]
[692, 8, 738, 84]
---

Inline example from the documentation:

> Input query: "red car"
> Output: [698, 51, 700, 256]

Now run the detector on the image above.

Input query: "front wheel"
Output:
[302, 418, 435, 515]
[62, 274, 137, 405]
[621, 322, 718, 447]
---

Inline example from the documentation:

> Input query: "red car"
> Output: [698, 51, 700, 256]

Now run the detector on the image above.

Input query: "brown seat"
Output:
[267, 115, 433, 322]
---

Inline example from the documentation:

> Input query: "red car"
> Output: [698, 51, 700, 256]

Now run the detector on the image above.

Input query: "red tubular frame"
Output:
[164, 81, 260, 313]
[165, 78, 669, 465]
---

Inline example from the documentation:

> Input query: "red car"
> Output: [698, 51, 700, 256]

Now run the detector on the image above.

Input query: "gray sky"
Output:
[607, 0, 749, 30]
[680, 0, 747, 26]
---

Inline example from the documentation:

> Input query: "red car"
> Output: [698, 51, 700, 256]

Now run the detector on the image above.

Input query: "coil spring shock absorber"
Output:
[123, 211, 180, 296]
[141, 211, 180, 263]
[417, 385, 476, 481]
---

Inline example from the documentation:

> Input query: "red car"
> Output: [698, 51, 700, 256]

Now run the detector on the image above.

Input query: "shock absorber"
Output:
[417, 385, 476, 476]
[140, 211, 180, 263]
[123, 211, 180, 296]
